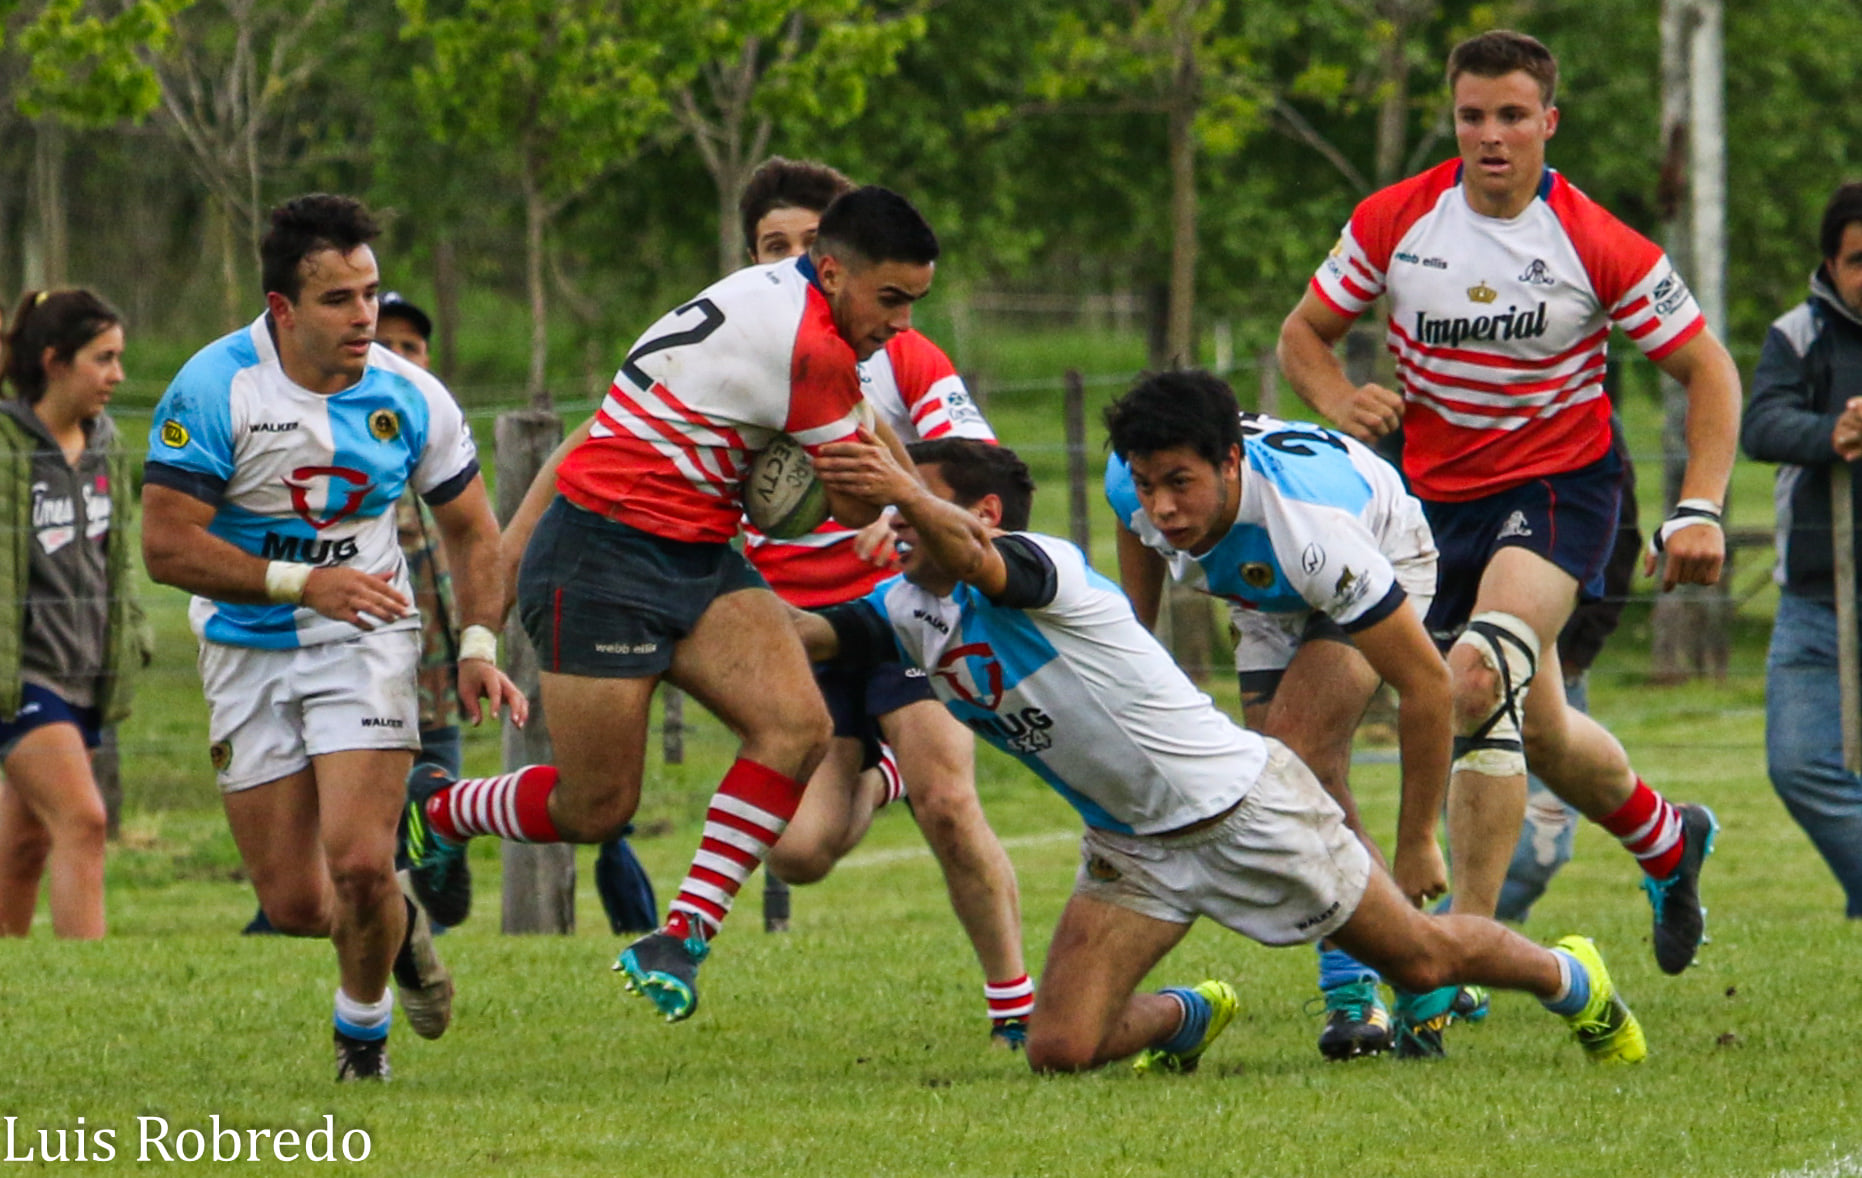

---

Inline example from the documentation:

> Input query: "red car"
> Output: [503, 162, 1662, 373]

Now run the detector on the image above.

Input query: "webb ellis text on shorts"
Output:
[4, 1115, 372, 1163]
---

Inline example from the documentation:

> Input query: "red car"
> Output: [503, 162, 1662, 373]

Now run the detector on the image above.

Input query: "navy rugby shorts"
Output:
[518, 497, 768, 678]
[1421, 445, 1623, 646]
[815, 659, 937, 770]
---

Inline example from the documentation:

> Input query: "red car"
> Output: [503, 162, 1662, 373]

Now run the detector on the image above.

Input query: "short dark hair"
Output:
[1820, 182, 1862, 262]
[2, 288, 122, 405]
[739, 157, 857, 255]
[1447, 29, 1558, 108]
[1103, 370, 1242, 469]
[811, 186, 940, 270]
[378, 292, 432, 340]
[906, 438, 1034, 532]
[260, 193, 381, 303]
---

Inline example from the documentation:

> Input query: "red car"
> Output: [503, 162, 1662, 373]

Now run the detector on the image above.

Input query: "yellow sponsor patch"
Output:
[160, 419, 190, 448]
[369, 409, 400, 442]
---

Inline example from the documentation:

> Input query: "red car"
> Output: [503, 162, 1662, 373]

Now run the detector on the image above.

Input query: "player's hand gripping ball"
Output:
[743, 401, 875, 539]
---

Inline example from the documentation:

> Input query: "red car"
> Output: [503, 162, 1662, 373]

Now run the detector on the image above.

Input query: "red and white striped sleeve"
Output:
[885, 331, 995, 442]
[1550, 175, 1705, 362]
[1309, 159, 1461, 320]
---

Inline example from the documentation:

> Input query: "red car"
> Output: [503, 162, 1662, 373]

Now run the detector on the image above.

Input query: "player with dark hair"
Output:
[0, 289, 147, 940]
[403, 186, 941, 1026]
[1277, 29, 1740, 1026]
[1104, 369, 1451, 1057]
[794, 433, 1647, 1075]
[141, 193, 523, 1080]
[731, 158, 1033, 1046]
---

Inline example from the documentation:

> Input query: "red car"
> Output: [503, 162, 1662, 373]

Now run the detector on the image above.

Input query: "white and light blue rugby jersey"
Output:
[860, 533, 1265, 836]
[1106, 413, 1436, 633]
[145, 315, 479, 650]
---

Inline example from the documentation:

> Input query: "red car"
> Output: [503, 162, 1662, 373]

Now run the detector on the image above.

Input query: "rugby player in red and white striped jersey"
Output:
[401, 187, 943, 1026]
[732, 159, 1032, 1049]
[1278, 31, 1740, 1023]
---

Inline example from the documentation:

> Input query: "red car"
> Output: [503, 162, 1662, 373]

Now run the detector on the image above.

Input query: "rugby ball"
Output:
[744, 433, 829, 539]
[743, 401, 876, 540]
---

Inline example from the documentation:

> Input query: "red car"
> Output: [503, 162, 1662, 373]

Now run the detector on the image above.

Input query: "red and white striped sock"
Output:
[986, 974, 1035, 1026]
[424, 765, 561, 843]
[1598, 777, 1684, 879]
[876, 745, 906, 807]
[664, 759, 805, 941]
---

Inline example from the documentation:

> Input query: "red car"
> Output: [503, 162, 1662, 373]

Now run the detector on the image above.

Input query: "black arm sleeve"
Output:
[987, 535, 1059, 609]
[816, 600, 899, 672]
[1339, 583, 1406, 634]
[143, 460, 226, 508]
[420, 459, 481, 507]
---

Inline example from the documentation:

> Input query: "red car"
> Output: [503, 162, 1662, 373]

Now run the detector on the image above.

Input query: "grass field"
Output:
[4, 325, 1854, 1176]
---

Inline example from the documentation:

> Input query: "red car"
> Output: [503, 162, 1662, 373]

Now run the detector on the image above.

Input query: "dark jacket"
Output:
[0, 407, 150, 723]
[1741, 270, 1862, 601]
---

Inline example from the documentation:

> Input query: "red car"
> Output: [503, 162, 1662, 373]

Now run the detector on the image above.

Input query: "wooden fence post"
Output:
[1064, 370, 1091, 559]
[495, 407, 575, 934]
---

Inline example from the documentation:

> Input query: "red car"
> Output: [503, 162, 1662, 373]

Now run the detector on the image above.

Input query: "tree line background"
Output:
[1, 0, 1858, 410]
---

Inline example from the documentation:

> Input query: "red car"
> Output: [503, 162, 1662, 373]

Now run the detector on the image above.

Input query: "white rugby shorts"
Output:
[1072, 738, 1371, 945]
[198, 628, 421, 793]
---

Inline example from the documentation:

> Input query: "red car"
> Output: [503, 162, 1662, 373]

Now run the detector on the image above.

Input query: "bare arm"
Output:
[1276, 289, 1405, 443]
[1114, 519, 1168, 631]
[812, 428, 1008, 597]
[430, 476, 529, 726]
[1349, 601, 1453, 906]
[499, 415, 592, 620]
[140, 483, 409, 628]
[1644, 329, 1742, 589]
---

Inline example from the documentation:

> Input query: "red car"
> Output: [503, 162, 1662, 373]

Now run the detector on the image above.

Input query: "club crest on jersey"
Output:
[933, 641, 1006, 710]
[368, 409, 401, 442]
[1301, 543, 1325, 575]
[160, 419, 189, 448]
[1467, 281, 1498, 304]
[1518, 259, 1556, 286]
[1651, 272, 1692, 317]
[1241, 562, 1275, 589]
[285, 465, 373, 531]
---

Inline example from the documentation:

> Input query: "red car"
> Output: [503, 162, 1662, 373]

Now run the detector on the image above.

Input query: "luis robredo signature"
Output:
[4, 1114, 372, 1164]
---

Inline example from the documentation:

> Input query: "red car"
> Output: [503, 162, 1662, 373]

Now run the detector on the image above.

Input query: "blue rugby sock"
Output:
[1318, 946, 1381, 991]
[334, 987, 393, 1042]
[1541, 949, 1591, 1017]
[1156, 986, 1211, 1055]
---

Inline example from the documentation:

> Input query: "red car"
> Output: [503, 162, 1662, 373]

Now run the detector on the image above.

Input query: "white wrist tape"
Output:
[459, 624, 498, 664]
[264, 561, 314, 605]
[1649, 498, 1724, 555]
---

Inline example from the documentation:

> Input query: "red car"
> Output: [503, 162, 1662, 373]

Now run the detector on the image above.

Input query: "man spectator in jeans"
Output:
[1743, 180, 1862, 918]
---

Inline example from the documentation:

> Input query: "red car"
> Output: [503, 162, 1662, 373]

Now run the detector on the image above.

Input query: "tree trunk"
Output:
[522, 175, 550, 409]
[434, 236, 460, 385]
[1651, 0, 1730, 681]
[1164, 12, 1199, 367]
[30, 121, 68, 288]
[219, 200, 242, 331]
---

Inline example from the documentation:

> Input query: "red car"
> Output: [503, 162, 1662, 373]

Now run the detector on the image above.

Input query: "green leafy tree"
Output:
[665, 0, 928, 276]
[1020, 0, 1270, 366]
[400, 0, 688, 403]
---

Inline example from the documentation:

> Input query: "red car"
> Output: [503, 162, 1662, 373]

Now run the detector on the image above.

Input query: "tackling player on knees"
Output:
[795, 434, 1647, 1074]
[1278, 29, 1738, 991]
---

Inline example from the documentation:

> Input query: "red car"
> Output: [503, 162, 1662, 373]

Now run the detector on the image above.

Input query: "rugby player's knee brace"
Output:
[1450, 611, 1540, 777]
